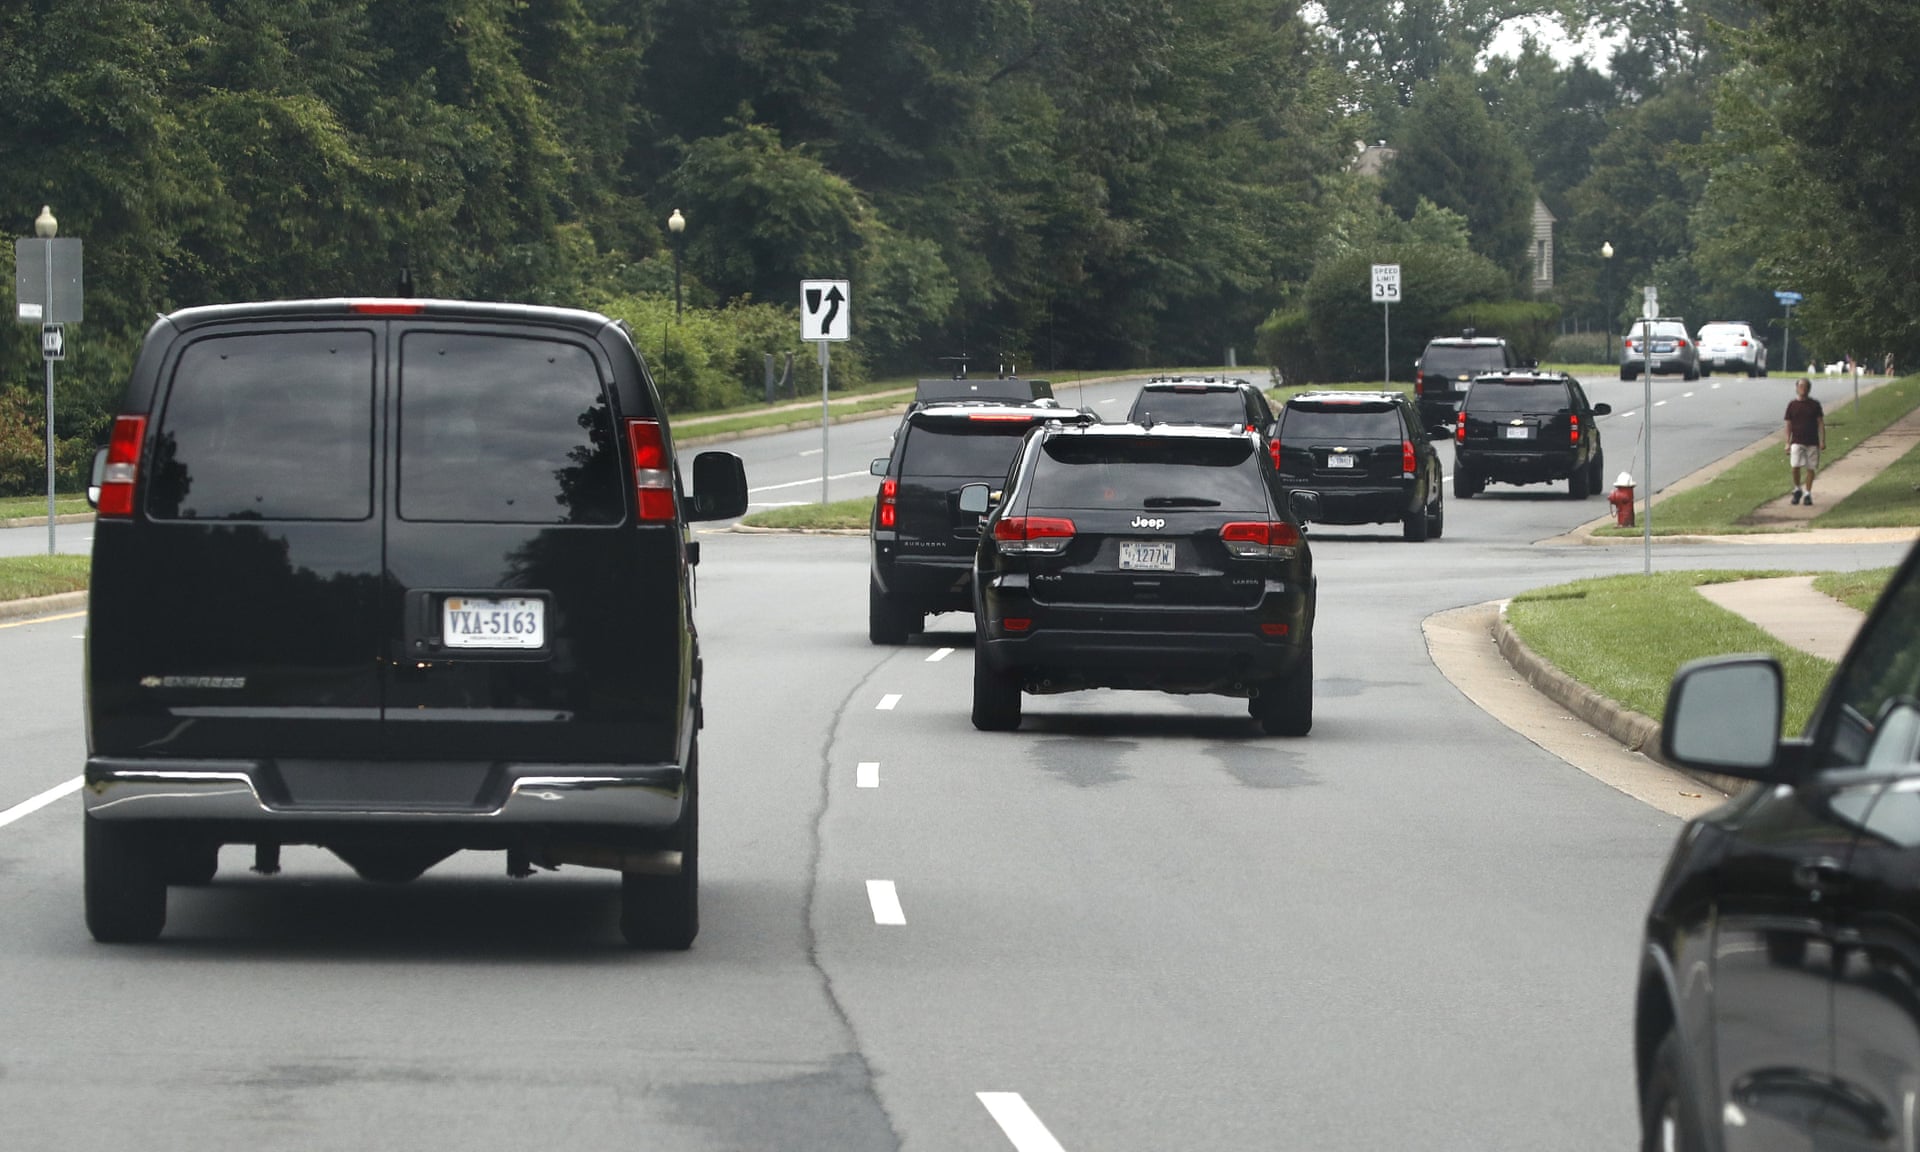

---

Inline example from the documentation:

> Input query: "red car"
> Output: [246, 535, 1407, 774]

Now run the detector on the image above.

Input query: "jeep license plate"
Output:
[1504, 426, 1533, 439]
[1326, 454, 1355, 469]
[1119, 541, 1176, 572]
[443, 597, 545, 649]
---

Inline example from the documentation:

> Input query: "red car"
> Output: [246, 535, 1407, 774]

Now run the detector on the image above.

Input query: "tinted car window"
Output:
[1467, 382, 1571, 413]
[399, 333, 622, 524]
[1422, 347, 1506, 376]
[1280, 404, 1402, 441]
[1826, 570, 1920, 768]
[1130, 390, 1251, 426]
[900, 422, 1033, 478]
[148, 330, 375, 521]
[1033, 437, 1267, 511]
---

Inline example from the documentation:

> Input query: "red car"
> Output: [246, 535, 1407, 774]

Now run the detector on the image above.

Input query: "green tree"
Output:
[1381, 73, 1537, 286]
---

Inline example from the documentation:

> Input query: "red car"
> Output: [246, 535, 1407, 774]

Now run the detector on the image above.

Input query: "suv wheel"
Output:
[971, 652, 1023, 731]
[1587, 450, 1605, 496]
[1569, 462, 1592, 499]
[1401, 502, 1429, 542]
[160, 839, 220, 886]
[868, 578, 914, 645]
[622, 742, 698, 950]
[1426, 490, 1445, 539]
[1252, 647, 1313, 737]
[1452, 466, 1477, 500]
[85, 816, 167, 943]
[1640, 1032, 1705, 1152]
[1620, 366, 1636, 381]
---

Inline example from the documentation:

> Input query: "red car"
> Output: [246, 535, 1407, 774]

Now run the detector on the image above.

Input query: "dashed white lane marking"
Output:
[799, 447, 823, 456]
[0, 776, 82, 830]
[748, 469, 871, 494]
[1620, 410, 1637, 418]
[1683, 391, 1695, 398]
[0, 610, 86, 631]
[857, 761, 880, 789]
[1654, 400, 1668, 407]
[977, 1093, 1068, 1152]
[1712, 382, 1723, 389]
[866, 880, 906, 925]
[1098, 398, 1120, 405]
[877, 693, 902, 710]
[926, 647, 953, 662]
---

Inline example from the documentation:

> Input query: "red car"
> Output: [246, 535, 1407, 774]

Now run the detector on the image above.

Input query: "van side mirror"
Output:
[958, 484, 992, 515]
[688, 451, 748, 521]
[1288, 490, 1321, 523]
[1661, 655, 1785, 781]
[869, 457, 889, 477]
[87, 447, 108, 509]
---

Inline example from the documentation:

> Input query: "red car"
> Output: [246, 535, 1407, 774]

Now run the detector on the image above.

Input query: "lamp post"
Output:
[1601, 241, 1614, 363]
[667, 209, 686, 319]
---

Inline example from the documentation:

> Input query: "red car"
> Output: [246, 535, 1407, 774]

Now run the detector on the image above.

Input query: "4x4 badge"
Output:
[1130, 516, 1166, 530]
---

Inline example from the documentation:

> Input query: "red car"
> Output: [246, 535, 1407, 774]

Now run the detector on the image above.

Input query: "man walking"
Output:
[1785, 377, 1826, 505]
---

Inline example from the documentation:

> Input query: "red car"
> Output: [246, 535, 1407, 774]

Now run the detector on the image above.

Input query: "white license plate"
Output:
[1326, 454, 1356, 469]
[443, 597, 545, 649]
[1504, 426, 1533, 439]
[1119, 541, 1176, 572]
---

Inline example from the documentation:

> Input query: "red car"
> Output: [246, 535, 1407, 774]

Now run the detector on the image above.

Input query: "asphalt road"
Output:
[0, 371, 1903, 1150]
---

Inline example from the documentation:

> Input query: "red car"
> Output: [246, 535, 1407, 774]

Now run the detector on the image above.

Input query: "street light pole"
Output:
[667, 209, 686, 319]
[1601, 241, 1614, 363]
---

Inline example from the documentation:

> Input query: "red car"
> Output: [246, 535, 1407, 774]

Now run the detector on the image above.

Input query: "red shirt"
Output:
[1785, 397, 1824, 446]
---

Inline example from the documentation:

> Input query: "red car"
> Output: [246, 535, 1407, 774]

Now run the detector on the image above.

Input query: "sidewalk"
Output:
[1744, 403, 1920, 526]
[1696, 575, 1867, 661]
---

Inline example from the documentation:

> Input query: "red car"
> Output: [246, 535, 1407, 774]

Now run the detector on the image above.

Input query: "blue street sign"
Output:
[1774, 290, 1803, 305]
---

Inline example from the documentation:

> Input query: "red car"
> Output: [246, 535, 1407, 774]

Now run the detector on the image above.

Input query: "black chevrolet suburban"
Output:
[1274, 390, 1443, 541]
[1452, 371, 1610, 499]
[82, 298, 748, 948]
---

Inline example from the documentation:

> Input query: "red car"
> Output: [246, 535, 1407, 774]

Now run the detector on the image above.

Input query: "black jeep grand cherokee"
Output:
[968, 424, 1317, 735]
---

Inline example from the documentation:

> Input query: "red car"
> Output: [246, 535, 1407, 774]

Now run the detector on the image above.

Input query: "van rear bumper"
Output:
[83, 757, 685, 827]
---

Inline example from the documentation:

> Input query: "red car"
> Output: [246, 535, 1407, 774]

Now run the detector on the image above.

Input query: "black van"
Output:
[81, 299, 748, 948]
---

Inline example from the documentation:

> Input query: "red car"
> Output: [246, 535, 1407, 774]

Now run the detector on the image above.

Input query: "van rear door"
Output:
[381, 324, 685, 768]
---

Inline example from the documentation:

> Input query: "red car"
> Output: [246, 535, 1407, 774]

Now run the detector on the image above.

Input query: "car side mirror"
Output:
[1593, 402, 1613, 416]
[1288, 490, 1321, 523]
[87, 447, 108, 509]
[688, 451, 749, 521]
[1661, 655, 1786, 781]
[958, 484, 992, 515]
[869, 457, 888, 477]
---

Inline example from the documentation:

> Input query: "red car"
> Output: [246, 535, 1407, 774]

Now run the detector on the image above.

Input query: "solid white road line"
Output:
[747, 500, 807, 509]
[877, 693, 902, 710]
[926, 647, 953, 662]
[977, 1093, 1068, 1152]
[749, 469, 872, 494]
[866, 880, 906, 925]
[857, 761, 880, 789]
[0, 775, 82, 830]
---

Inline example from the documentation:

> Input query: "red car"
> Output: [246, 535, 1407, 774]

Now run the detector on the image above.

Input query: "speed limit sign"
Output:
[1371, 264, 1401, 303]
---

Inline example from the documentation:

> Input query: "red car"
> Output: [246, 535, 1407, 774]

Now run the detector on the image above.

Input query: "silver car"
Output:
[1695, 321, 1768, 377]
[1621, 317, 1699, 381]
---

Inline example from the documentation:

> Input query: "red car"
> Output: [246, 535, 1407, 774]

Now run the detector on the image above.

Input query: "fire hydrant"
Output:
[1609, 472, 1637, 528]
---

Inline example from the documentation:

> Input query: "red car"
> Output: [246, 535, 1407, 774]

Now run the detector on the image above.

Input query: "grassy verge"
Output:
[0, 494, 90, 520]
[1594, 374, 1920, 536]
[1813, 567, 1894, 614]
[1506, 570, 1832, 735]
[679, 395, 910, 440]
[1815, 435, 1920, 528]
[0, 554, 90, 600]
[738, 496, 874, 530]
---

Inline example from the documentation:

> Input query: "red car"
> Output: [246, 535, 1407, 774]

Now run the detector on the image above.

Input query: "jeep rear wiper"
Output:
[1142, 495, 1221, 508]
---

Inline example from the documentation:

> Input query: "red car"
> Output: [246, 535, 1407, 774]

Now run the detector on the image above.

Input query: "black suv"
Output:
[1413, 332, 1520, 433]
[1126, 377, 1276, 440]
[1638, 543, 1920, 1152]
[869, 402, 1094, 643]
[81, 299, 749, 948]
[1452, 371, 1610, 499]
[1274, 390, 1444, 542]
[967, 424, 1318, 735]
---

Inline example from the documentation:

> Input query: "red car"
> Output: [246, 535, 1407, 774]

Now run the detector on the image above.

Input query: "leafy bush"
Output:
[1547, 331, 1612, 364]
[1300, 245, 1509, 381]
[1441, 300, 1563, 362]
[595, 293, 868, 412]
[1254, 309, 1316, 385]
[0, 386, 93, 497]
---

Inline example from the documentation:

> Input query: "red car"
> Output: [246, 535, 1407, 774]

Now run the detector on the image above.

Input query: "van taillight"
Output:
[625, 418, 675, 522]
[1401, 440, 1415, 476]
[879, 478, 897, 528]
[1570, 414, 1580, 444]
[97, 415, 146, 518]
[993, 516, 1074, 555]
[349, 301, 426, 314]
[1220, 520, 1300, 558]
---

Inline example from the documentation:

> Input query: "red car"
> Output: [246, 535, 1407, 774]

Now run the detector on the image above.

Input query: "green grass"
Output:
[1594, 374, 1920, 536]
[738, 496, 875, 530]
[1815, 435, 1920, 528]
[1813, 567, 1895, 614]
[1506, 570, 1833, 735]
[0, 554, 90, 601]
[0, 494, 89, 520]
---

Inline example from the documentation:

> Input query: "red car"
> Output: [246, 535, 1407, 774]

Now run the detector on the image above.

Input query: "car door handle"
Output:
[1792, 859, 1851, 894]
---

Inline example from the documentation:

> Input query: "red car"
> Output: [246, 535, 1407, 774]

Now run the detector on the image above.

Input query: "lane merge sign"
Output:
[801, 279, 851, 341]
[1370, 263, 1401, 303]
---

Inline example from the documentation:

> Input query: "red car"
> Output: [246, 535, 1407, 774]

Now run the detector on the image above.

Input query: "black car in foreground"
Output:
[1452, 371, 1610, 498]
[82, 298, 749, 948]
[967, 423, 1317, 735]
[869, 401, 1095, 643]
[1274, 390, 1443, 541]
[1639, 542, 1920, 1152]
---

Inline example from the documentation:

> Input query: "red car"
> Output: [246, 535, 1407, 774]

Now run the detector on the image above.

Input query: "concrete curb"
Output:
[0, 590, 87, 622]
[0, 512, 93, 529]
[1492, 606, 1752, 798]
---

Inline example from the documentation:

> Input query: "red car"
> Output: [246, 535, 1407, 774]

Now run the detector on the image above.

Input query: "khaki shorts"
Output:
[1790, 443, 1821, 470]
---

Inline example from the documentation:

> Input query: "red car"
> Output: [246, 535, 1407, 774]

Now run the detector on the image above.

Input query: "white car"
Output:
[1695, 321, 1768, 377]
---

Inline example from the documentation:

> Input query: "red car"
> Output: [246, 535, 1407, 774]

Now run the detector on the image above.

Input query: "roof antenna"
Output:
[395, 260, 415, 298]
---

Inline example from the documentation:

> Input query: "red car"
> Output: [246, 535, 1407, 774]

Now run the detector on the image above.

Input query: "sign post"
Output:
[1371, 264, 1401, 386]
[800, 279, 851, 503]
[1774, 290, 1802, 375]
[1639, 286, 1658, 576]
[15, 227, 84, 555]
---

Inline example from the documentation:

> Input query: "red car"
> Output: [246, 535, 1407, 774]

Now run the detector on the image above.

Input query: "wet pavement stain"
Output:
[1315, 677, 1417, 699]
[1029, 735, 1137, 788]
[660, 1054, 897, 1152]
[1204, 742, 1316, 789]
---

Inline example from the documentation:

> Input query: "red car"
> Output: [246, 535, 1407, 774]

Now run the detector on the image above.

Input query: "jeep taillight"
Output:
[993, 516, 1075, 555]
[625, 418, 675, 522]
[96, 415, 146, 518]
[878, 478, 897, 528]
[1402, 440, 1416, 477]
[1220, 520, 1300, 559]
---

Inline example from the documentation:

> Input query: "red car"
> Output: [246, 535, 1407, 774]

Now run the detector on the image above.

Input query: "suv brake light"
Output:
[1269, 438, 1282, 471]
[625, 418, 675, 522]
[878, 478, 897, 528]
[1401, 440, 1416, 476]
[1220, 520, 1301, 558]
[349, 301, 426, 315]
[1454, 419, 1466, 444]
[1570, 414, 1580, 444]
[97, 415, 147, 518]
[1415, 368, 1425, 395]
[993, 516, 1074, 555]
